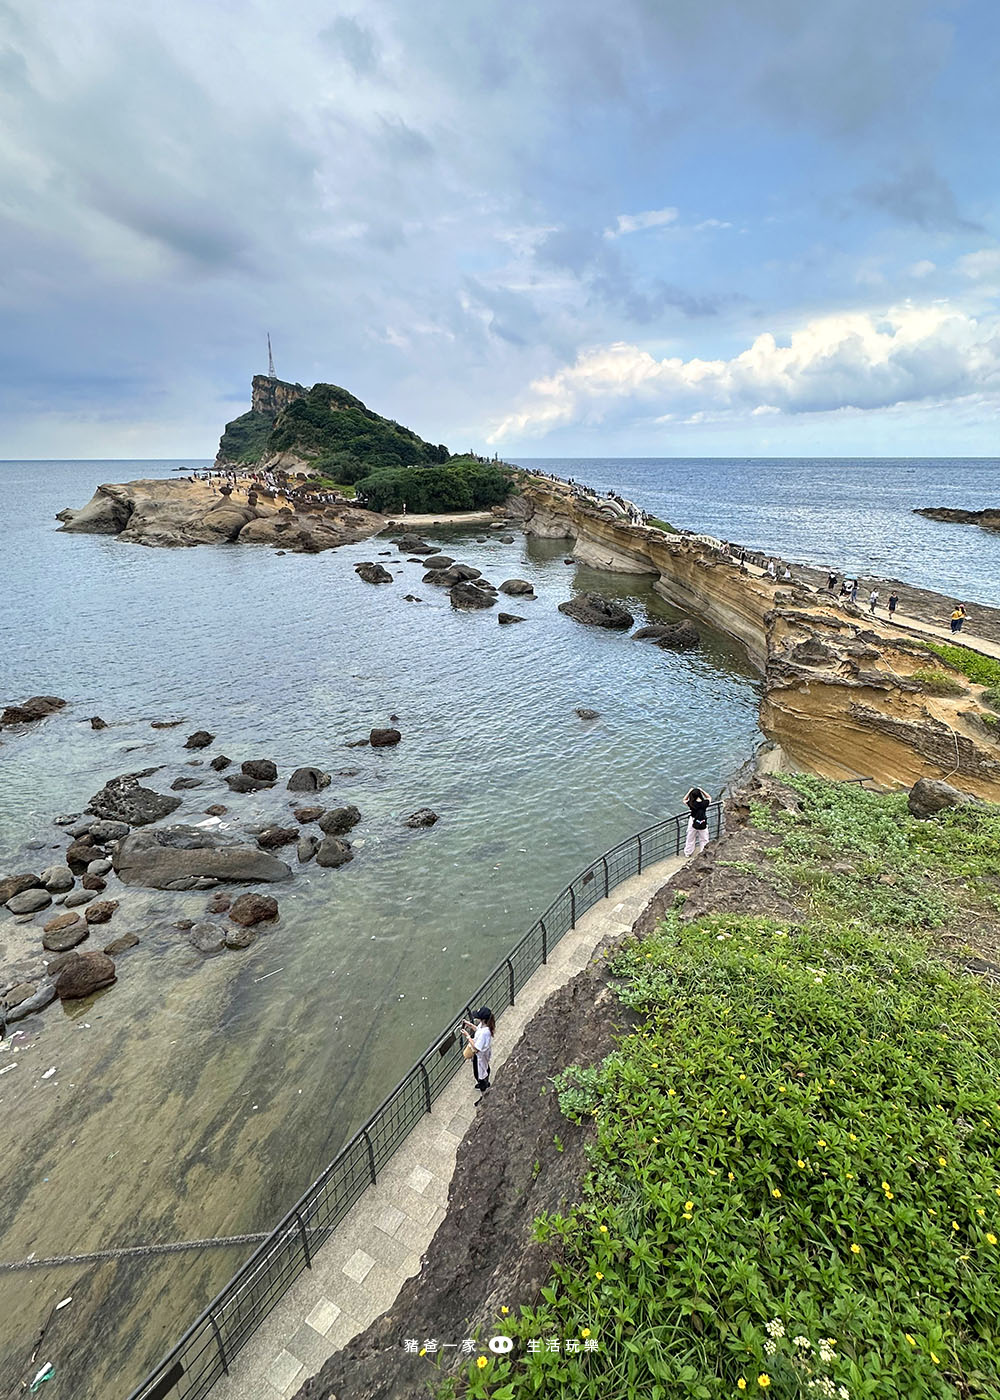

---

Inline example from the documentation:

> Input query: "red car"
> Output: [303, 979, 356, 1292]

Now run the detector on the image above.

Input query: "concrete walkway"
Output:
[211, 853, 685, 1400]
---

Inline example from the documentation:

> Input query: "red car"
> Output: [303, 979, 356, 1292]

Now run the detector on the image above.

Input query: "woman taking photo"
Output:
[683, 786, 713, 857]
[462, 1007, 495, 1102]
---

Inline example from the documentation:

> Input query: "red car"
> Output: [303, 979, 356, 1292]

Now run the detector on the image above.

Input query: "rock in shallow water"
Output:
[370, 728, 401, 748]
[404, 809, 439, 828]
[114, 826, 291, 889]
[242, 759, 278, 782]
[88, 774, 181, 827]
[0, 874, 43, 904]
[229, 893, 279, 926]
[316, 837, 353, 868]
[55, 952, 116, 999]
[317, 806, 361, 836]
[184, 730, 215, 750]
[287, 767, 331, 793]
[40, 865, 74, 892]
[43, 923, 90, 952]
[558, 593, 634, 629]
[6, 888, 52, 915]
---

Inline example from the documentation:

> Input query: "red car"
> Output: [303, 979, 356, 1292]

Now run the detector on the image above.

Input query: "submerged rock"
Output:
[632, 620, 701, 650]
[450, 581, 496, 610]
[256, 827, 299, 850]
[89, 715, 109, 730]
[189, 923, 227, 955]
[104, 933, 139, 955]
[404, 809, 439, 828]
[370, 728, 401, 748]
[88, 773, 182, 827]
[318, 806, 361, 836]
[229, 893, 279, 926]
[499, 579, 535, 596]
[225, 773, 274, 793]
[184, 730, 215, 750]
[55, 951, 116, 999]
[43, 923, 89, 952]
[0, 696, 66, 727]
[498, 613, 525, 625]
[575, 707, 599, 720]
[6, 887, 52, 915]
[114, 825, 292, 889]
[5, 983, 57, 1020]
[287, 767, 331, 793]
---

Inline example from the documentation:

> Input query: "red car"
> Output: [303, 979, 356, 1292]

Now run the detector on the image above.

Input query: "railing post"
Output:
[362, 1126, 376, 1184]
[208, 1311, 229, 1375]
[569, 885, 576, 928]
[294, 1209, 312, 1268]
[540, 918, 547, 963]
[637, 834, 643, 873]
[602, 855, 609, 898]
[418, 1061, 432, 1113]
[506, 957, 515, 1006]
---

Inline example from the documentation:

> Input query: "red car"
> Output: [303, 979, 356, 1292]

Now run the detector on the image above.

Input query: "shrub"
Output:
[982, 686, 1000, 714]
[911, 668, 966, 697]
[923, 643, 1000, 689]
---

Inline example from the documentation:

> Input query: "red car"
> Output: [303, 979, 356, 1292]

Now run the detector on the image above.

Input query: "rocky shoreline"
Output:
[914, 505, 1000, 532]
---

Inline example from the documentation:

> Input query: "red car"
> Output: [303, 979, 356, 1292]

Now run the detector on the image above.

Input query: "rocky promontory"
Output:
[914, 506, 1000, 531]
[55, 477, 386, 551]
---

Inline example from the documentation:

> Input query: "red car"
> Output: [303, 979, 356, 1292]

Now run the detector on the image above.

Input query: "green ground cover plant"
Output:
[647, 514, 679, 534]
[922, 644, 1000, 690]
[446, 779, 1000, 1400]
[911, 668, 966, 697]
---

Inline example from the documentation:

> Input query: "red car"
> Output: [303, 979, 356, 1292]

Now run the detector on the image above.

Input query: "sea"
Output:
[0, 455, 997, 1396]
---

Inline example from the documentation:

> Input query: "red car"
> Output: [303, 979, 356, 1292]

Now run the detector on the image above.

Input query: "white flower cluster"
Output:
[818, 1339, 837, 1364]
[793, 1336, 812, 1350]
[764, 1340, 776, 1356]
[807, 1380, 836, 1397]
[765, 1319, 786, 1339]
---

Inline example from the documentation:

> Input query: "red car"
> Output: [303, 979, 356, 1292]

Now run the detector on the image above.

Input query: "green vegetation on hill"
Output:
[355, 456, 513, 514]
[447, 779, 1000, 1400]
[923, 643, 1000, 713]
[216, 380, 450, 473]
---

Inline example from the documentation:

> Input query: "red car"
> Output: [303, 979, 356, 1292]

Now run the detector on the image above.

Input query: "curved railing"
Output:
[128, 801, 722, 1400]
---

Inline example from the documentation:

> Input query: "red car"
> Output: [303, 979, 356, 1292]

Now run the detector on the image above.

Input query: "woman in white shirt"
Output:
[462, 1007, 495, 1100]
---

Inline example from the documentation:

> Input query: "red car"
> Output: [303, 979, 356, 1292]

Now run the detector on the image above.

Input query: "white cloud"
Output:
[490, 303, 1000, 440]
[604, 207, 678, 238]
[908, 259, 936, 278]
[957, 249, 1000, 281]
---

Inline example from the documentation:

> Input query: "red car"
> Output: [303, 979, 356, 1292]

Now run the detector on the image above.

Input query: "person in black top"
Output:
[887, 592, 899, 620]
[683, 786, 712, 856]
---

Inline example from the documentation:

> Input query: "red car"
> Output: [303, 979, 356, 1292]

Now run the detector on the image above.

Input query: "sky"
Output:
[1, 0, 999, 459]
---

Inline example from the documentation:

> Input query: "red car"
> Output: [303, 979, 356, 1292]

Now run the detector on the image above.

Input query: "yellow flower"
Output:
[931, 1352, 940, 1365]
[599, 1224, 608, 1233]
[778, 1086, 786, 1094]
[850, 1243, 861, 1254]
[952, 1221, 959, 1231]
[738, 1381, 747, 1392]
[728, 1172, 735, 1181]
[938, 1157, 947, 1166]
[667, 1088, 676, 1097]
[476, 1356, 488, 1370]
[818, 1139, 827, 1148]
[771, 1188, 782, 1199]
[904, 1335, 916, 1347]
[581, 1327, 591, 1339]
[758, 1376, 771, 1389]
[846, 1173, 854, 1180]
[685, 1200, 694, 1210]
[595, 1271, 604, 1280]
[849, 1133, 857, 1142]
[501, 1306, 509, 1315]
[683, 1212, 693, 1221]
[885, 1190, 894, 1200]
[929, 1208, 937, 1216]
[739, 1073, 747, 1081]
[987, 1233, 998, 1245]
[882, 1182, 891, 1191]
[797, 1160, 806, 1169]
[652, 1136, 659, 1143]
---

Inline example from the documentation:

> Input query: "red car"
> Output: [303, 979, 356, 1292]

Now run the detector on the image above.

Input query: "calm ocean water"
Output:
[515, 457, 1000, 607]
[0, 459, 760, 1397]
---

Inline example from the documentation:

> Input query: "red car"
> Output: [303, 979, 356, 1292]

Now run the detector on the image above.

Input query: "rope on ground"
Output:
[0, 1232, 272, 1273]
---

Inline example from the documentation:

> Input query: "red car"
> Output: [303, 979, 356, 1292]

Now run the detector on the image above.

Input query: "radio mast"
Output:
[267, 333, 276, 379]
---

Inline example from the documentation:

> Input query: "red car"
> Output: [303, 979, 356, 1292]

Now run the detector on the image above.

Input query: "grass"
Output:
[444, 778, 1000, 1400]
[309, 475, 356, 497]
[647, 515, 679, 534]
[922, 643, 1000, 690]
[911, 668, 966, 697]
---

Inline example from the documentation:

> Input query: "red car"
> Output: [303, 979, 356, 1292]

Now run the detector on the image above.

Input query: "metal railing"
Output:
[127, 802, 721, 1400]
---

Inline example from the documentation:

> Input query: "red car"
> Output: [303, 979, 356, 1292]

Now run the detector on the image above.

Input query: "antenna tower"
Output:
[267, 333, 276, 379]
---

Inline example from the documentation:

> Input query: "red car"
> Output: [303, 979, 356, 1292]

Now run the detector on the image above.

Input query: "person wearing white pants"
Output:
[683, 786, 712, 856]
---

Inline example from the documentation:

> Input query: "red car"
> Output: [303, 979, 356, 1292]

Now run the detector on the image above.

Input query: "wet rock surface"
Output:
[114, 826, 292, 889]
[558, 592, 634, 629]
[55, 951, 117, 999]
[0, 695, 66, 727]
[88, 772, 182, 827]
[229, 893, 279, 926]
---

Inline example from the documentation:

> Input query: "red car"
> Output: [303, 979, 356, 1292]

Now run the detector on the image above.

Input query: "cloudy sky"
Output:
[1, 0, 998, 458]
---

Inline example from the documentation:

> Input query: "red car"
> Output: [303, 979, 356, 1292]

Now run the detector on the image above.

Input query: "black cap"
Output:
[475, 1006, 493, 1021]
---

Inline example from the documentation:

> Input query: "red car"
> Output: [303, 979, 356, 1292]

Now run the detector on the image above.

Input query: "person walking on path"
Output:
[462, 1007, 495, 1101]
[827, 572, 837, 591]
[767, 560, 777, 580]
[888, 592, 899, 620]
[868, 589, 879, 614]
[850, 581, 859, 604]
[683, 786, 713, 857]
[951, 604, 967, 633]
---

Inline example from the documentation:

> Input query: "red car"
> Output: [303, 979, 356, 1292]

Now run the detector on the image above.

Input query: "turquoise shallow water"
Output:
[0, 461, 760, 1397]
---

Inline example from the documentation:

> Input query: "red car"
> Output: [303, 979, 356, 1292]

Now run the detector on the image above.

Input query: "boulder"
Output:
[150, 719, 183, 728]
[318, 805, 361, 836]
[40, 865, 74, 893]
[5, 983, 57, 1021]
[104, 933, 139, 955]
[44, 910, 81, 934]
[209, 755, 232, 772]
[171, 776, 204, 790]
[404, 809, 439, 828]
[89, 715, 109, 730]
[4, 983, 37, 1009]
[86, 858, 114, 876]
[498, 613, 525, 625]
[189, 923, 227, 955]
[0, 696, 66, 727]
[297, 835, 320, 863]
[422, 555, 454, 570]
[256, 827, 299, 850]
[64, 888, 98, 907]
[225, 773, 274, 793]
[81, 874, 107, 892]
[499, 579, 535, 596]
[66, 840, 106, 873]
[370, 728, 401, 748]
[55, 952, 117, 1000]
[88, 820, 130, 843]
[287, 767, 331, 793]
[207, 892, 232, 914]
[204, 804, 228, 816]
[184, 730, 215, 749]
[558, 593, 634, 629]
[242, 759, 278, 782]
[355, 562, 394, 584]
[293, 805, 325, 824]
[316, 836, 353, 868]
[114, 826, 292, 889]
[391, 534, 435, 553]
[499, 533, 515, 543]
[84, 900, 118, 925]
[0, 874, 43, 904]
[225, 926, 257, 950]
[451, 582, 496, 610]
[633, 620, 700, 650]
[5, 888, 52, 915]
[43, 923, 89, 952]
[68, 817, 97, 838]
[88, 773, 182, 827]
[907, 778, 977, 820]
[403, 594, 421, 602]
[229, 893, 279, 926]
[575, 708, 599, 720]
